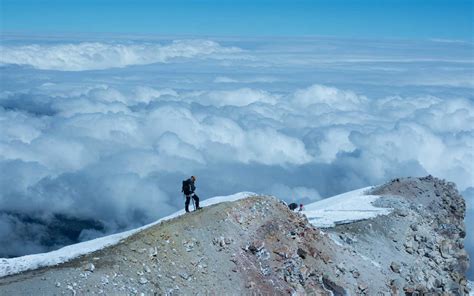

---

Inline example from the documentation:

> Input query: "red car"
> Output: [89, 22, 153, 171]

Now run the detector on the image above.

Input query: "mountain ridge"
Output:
[0, 176, 471, 295]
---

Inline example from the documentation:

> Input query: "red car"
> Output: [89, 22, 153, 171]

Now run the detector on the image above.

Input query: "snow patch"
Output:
[0, 192, 256, 278]
[302, 186, 392, 228]
[358, 253, 382, 268]
[327, 233, 344, 247]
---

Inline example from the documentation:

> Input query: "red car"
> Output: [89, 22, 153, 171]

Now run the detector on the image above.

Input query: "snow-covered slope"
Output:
[0, 188, 392, 278]
[302, 186, 392, 227]
[0, 192, 256, 278]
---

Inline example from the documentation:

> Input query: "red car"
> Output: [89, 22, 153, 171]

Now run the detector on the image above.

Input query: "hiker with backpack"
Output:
[182, 176, 202, 212]
[288, 202, 304, 211]
[288, 202, 298, 211]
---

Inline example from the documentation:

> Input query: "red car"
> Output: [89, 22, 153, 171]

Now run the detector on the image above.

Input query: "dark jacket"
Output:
[183, 178, 196, 195]
[288, 203, 298, 211]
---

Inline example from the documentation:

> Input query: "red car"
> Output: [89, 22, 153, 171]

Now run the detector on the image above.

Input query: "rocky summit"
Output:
[0, 176, 470, 295]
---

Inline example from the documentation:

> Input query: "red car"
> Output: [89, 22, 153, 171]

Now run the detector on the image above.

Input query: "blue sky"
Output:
[1, 0, 473, 40]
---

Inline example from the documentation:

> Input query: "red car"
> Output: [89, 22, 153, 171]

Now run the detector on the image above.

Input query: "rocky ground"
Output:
[0, 176, 470, 295]
[326, 176, 470, 295]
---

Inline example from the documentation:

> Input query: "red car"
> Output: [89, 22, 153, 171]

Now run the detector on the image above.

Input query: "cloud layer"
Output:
[0, 39, 244, 71]
[0, 36, 473, 278]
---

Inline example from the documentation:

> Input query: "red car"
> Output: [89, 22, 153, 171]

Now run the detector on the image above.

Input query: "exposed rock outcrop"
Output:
[326, 175, 470, 295]
[0, 176, 470, 295]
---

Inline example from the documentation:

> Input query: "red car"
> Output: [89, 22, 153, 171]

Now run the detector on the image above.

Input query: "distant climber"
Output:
[182, 176, 202, 212]
[288, 202, 304, 211]
[288, 202, 298, 211]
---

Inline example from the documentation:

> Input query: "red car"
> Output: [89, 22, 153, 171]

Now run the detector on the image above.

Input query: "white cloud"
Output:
[53, 98, 130, 117]
[186, 88, 280, 107]
[0, 40, 245, 71]
[0, 36, 472, 262]
[0, 108, 46, 143]
[133, 86, 178, 104]
[144, 106, 312, 165]
[268, 184, 321, 204]
[292, 84, 368, 111]
[1, 135, 98, 172]
[312, 127, 356, 163]
[213, 76, 279, 83]
[213, 76, 239, 83]
[155, 132, 205, 164]
[239, 128, 312, 165]
[410, 98, 474, 133]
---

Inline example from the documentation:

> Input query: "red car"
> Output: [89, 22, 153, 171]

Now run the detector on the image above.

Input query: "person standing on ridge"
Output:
[288, 202, 298, 211]
[182, 176, 202, 212]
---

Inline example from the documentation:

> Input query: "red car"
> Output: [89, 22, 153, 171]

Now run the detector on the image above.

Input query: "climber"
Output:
[182, 175, 202, 212]
[288, 202, 298, 211]
[288, 202, 304, 211]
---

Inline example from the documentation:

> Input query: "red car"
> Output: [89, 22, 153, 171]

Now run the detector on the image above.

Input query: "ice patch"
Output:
[358, 253, 382, 268]
[302, 186, 392, 228]
[327, 233, 344, 247]
[0, 192, 256, 278]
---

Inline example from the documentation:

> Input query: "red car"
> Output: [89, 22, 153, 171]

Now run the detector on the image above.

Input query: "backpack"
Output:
[182, 180, 186, 193]
[182, 179, 191, 195]
[288, 203, 298, 211]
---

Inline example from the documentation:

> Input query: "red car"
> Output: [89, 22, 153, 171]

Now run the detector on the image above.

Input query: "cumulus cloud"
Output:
[0, 36, 473, 268]
[133, 87, 178, 104]
[304, 127, 356, 163]
[0, 40, 245, 71]
[214, 76, 279, 84]
[183, 88, 280, 107]
[268, 184, 322, 205]
[292, 84, 369, 111]
[214, 76, 240, 83]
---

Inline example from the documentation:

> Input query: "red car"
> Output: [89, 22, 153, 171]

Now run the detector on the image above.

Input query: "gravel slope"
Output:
[0, 176, 470, 295]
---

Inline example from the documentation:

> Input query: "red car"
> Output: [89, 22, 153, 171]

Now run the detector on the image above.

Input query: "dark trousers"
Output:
[185, 193, 199, 211]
